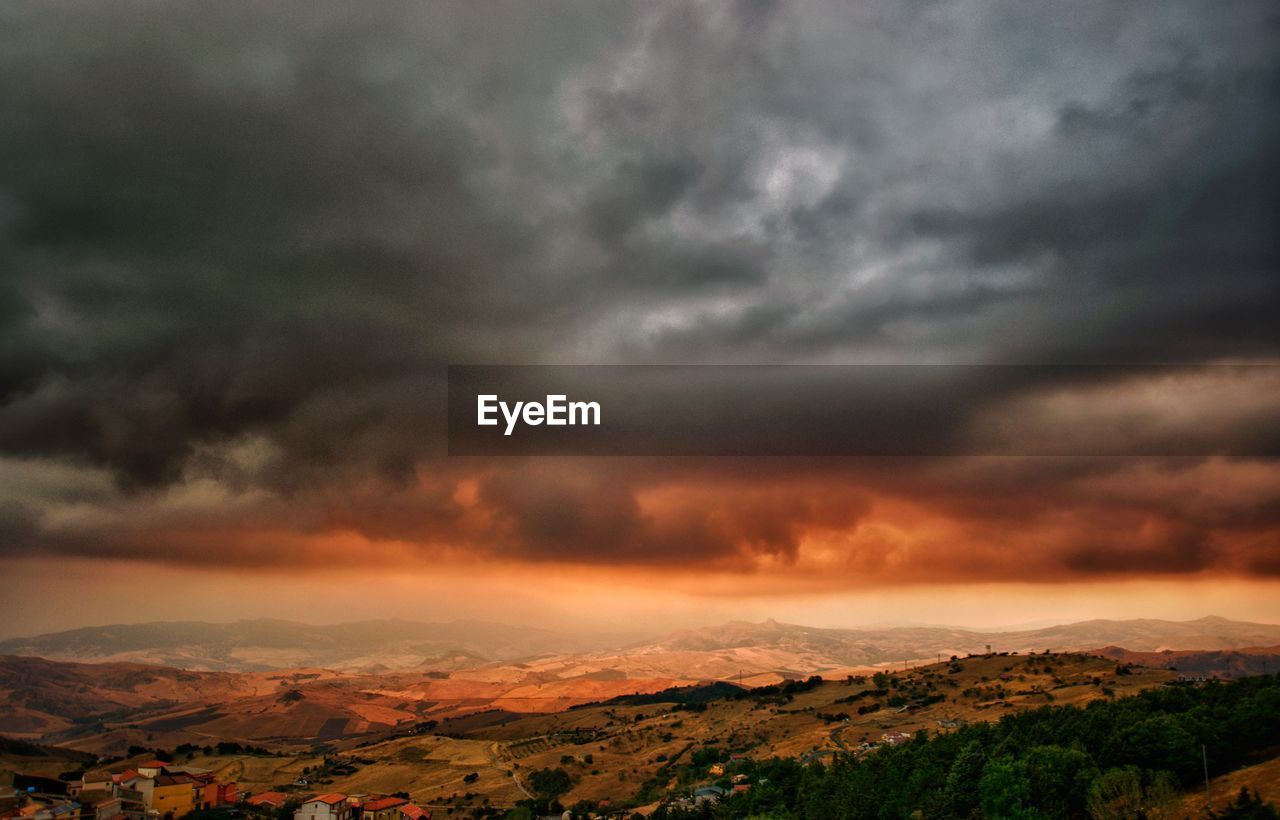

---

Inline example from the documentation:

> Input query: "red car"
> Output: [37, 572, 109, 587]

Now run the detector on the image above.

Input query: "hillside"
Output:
[5, 616, 1279, 675]
[1178, 755, 1280, 816]
[63, 652, 1190, 814]
[1093, 645, 1280, 679]
[636, 616, 1280, 666]
[6, 614, 1279, 758]
[0, 655, 695, 755]
[0, 619, 615, 672]
[7, 651, 1277, 815]
[0, 737, 95, 781]
[0, 655, 269, 738]
[636, 669, 1280, 819]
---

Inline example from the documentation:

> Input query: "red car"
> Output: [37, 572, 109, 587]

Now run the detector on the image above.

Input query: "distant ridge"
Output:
[635, 615, 1280, 665]
[1093, 645, 1280, 679]
[2, 615, 1277, 673]
[0, 618, 614, 672]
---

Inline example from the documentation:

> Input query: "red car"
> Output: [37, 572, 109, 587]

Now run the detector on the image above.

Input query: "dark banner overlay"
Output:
[447, 365, 1280, 456]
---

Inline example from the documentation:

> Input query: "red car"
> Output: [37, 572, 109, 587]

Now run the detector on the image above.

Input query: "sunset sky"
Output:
[1, 0, 1278, 639]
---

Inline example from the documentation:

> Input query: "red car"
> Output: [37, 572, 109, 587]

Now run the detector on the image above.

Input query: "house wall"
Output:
[152, 784, 194, 818]
[296, 800, 344, 820]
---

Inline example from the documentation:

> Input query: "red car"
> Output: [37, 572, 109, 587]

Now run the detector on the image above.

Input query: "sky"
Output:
[1, 0, 1278, 638]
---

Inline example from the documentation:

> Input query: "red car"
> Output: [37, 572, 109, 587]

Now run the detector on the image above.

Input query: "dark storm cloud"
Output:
[0, 0, 1277, 579]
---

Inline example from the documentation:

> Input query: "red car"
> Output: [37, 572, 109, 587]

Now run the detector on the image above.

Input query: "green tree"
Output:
[1087, 766, 1143, 820]
[1109, 715, 1199, 781]
[931, 740, 985, 819]
[1023, 745, 1098, 819]
[528, 766, 573, 801]
[980, 758, 1039, 820]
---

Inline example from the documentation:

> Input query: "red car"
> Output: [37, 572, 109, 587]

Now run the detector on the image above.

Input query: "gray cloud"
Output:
[0, 0, 1277, 577]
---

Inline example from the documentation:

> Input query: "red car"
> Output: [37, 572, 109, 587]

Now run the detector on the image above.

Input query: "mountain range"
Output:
[3, 614, 1280, 756]
[0, 618, 618, 672]
[3, 614, 1279, 673]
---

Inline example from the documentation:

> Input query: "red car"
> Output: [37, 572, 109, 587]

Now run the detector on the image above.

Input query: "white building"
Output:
[295, 794, 348, 820]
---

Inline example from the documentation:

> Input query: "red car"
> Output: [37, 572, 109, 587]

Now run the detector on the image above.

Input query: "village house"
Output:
[64, 761, 235, 820]
[74, 787, 144, 820]
[360, 796, 408, 820]
[693, 786, 725, 805]
[247, 792, 290, 811]
[149, 774, 199, 817]
[188, 773, 237, 811]
[295, 794, 347, 820]
[133, 762, 169, 780]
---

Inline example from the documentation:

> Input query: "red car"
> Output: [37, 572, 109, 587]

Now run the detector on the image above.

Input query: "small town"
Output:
[0, 760, 434, 820]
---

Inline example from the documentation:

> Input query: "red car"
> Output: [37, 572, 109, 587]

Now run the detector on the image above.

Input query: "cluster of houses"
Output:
[1, 760, 235, 820]
[283, 794, 427, 820]
[1, 762, 429, 820]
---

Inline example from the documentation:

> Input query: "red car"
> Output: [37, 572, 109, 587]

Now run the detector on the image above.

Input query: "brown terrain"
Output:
[15, 651, 1268, 814]
[1093, 645, 1280, 679]
[1178, 756, 1280, 817]
[4, 616, 1280, 813]
[6, 616, 1280, 756]
[4, 616, 1279, 753]
[0, 651, 1185, 812]
[6, 615, 1280, 674]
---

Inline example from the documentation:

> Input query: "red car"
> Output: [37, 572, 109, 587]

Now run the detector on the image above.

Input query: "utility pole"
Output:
[1203, 744, 1211, 808]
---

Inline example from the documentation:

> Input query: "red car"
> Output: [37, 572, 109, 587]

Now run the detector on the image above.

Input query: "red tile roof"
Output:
[362, 797, 408, 812]
[399, 807, 428, 820]
[136, 761, 169, 769]
[155, 774, 197, 786]
[308, 795, 347, 806]
[247, 793, 289, 808]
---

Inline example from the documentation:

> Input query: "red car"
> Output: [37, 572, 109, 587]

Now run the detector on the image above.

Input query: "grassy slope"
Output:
[279, 652, 1176, 810]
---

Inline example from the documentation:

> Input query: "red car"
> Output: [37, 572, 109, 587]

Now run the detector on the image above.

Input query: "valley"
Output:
[5, 616, 1280, 814]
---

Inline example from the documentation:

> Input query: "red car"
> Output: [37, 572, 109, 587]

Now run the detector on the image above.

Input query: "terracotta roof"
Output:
[136, 761, 169, 769]
[361, 797, 408, 812]
[113, 771, 141, 784]
[308, 794, 347, 805]
[247, 792, 289, 807]
[75, 790, 114, 805]
[155, 774, 197, 787]
[399, 807, 428, 820]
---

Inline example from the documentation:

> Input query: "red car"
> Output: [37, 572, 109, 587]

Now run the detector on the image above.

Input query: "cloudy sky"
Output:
[1, 0, 1278, 637]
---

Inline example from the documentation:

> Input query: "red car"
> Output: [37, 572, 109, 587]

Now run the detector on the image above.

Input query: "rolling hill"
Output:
[56, 651, 1185, 814]
[0, 619, 619, 672]
[635, 615, 1280, 663]
[4, 614, 1278, 761]
[1093, 645, 1280, 679]
[5, 615, 1278, 675]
